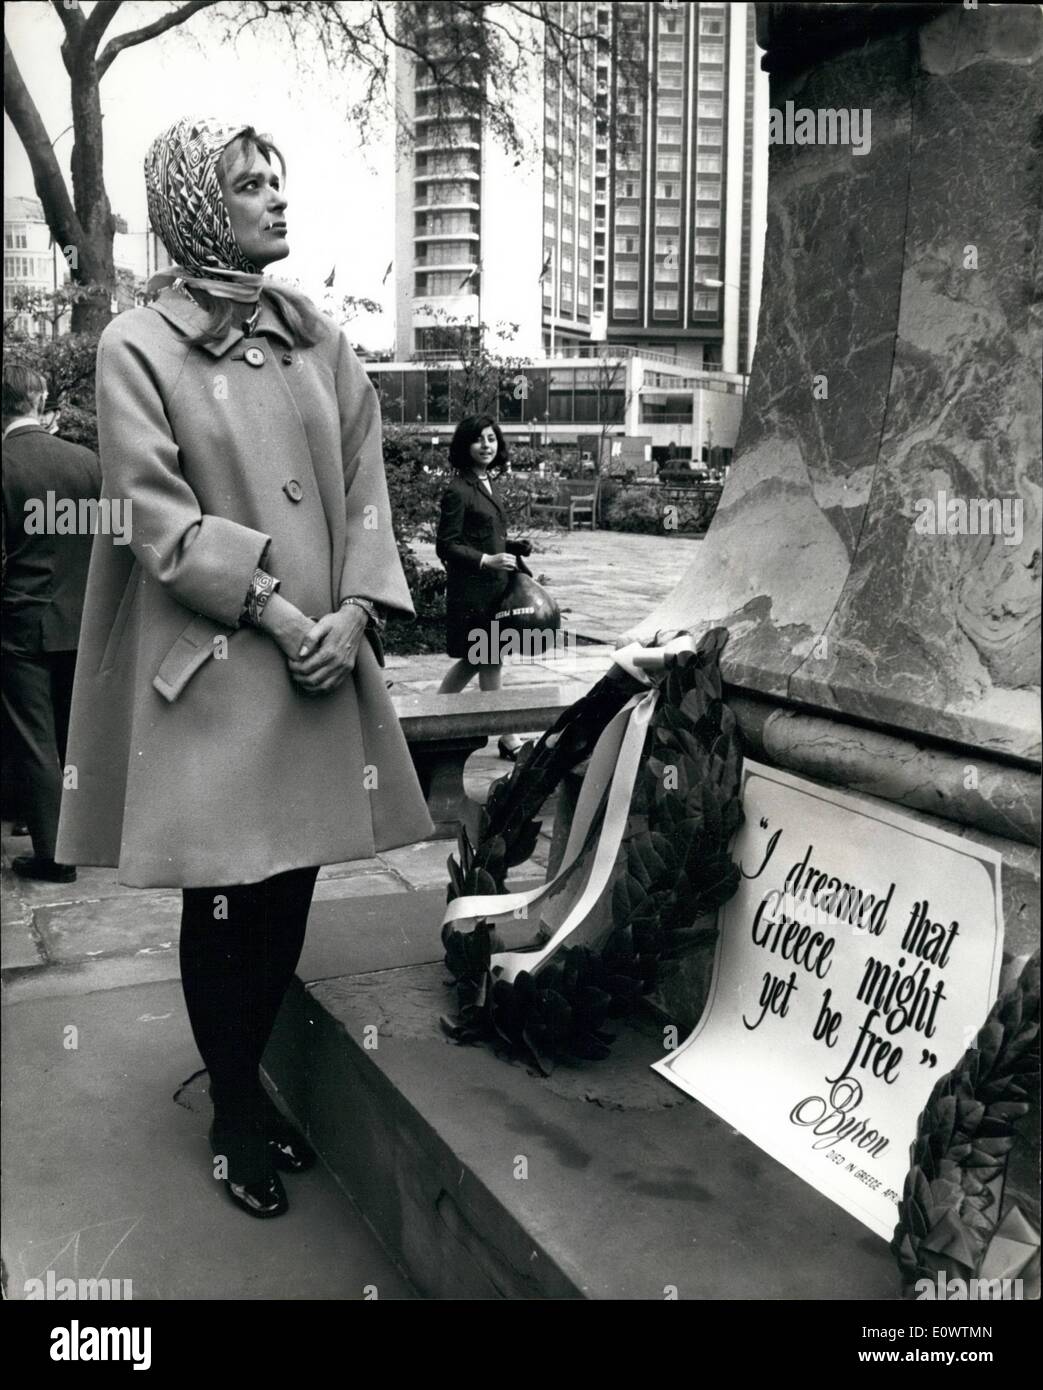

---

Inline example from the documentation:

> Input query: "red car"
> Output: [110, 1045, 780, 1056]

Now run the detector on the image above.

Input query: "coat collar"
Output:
[3, 420, 47, 442]
[148, 287, 294, 357]
[460, 468, 505, 517]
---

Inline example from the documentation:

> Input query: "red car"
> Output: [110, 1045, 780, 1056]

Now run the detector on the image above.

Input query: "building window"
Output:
[657, 153, 682, 173]
[658, 69, 683, 89]
[700, 126, 722, 145]
[544, 218, 557, 237]
[658, 96, 682, 119]
[616, 207, 640, 226]
[657, 123, 681, 145]
[700, 18, 725, 37]
[614, 289, 639, 310]
[418, 270, 475, 296]
[653, 291, 678, 310]
[614, 234, 639, 256]
[695, 236, 719, 257]
[698, 99, 723, 119]
[656, 206, 680, 227]
[421, 211, 475, 236]
[656, 260, 679, 283]
[5, 226, 29, 250]
[696, 208, 720, 227]
[696, 154, 721, 173]
[692, 292, 718, 311]
[654, 235, 678, 257]
[655, 181, 678, 200]
[420, 241, 475, 267]
[699, 70, 724, 90]
[5, 255, 37, 279]
[424, 182, 474, 205]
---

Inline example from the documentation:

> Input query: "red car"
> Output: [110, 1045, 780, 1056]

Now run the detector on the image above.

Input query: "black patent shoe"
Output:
[267, 1126, 317, 1174]
[210, 1119, 289, 1218]
[224, 1171, 289, 1219]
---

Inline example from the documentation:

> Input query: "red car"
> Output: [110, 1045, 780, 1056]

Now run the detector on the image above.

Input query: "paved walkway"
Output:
[410, 526, 702, 647]
[0, 528, 700, 1300]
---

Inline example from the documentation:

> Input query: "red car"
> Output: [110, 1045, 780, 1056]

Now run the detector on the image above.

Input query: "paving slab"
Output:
[312, 872, 406, 903]
[33, 892, 182, 965]
[1, 979, 415, 1300]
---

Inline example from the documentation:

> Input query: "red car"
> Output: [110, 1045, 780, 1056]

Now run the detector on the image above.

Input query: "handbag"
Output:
[489, 557, 561, 656]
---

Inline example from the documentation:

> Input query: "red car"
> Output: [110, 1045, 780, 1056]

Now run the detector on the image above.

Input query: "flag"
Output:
[323, 265, 336, 288]
[381, 260, 393, 285]
[538, 249, 553, 284]
[458, 260, 481, 292]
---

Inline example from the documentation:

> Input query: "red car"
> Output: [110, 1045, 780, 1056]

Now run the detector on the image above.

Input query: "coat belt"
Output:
[152, 613, 230, 703]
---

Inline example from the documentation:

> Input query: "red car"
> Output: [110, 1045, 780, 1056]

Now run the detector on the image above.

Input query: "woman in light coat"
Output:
[56, 117, 433, 1219]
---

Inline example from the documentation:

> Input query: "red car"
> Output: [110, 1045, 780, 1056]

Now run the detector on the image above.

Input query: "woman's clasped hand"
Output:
[289, 605, 369, 694]
[257, 592, 369, 694]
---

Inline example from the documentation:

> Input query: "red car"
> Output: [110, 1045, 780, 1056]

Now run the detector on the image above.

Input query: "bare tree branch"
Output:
[82, 1, 126, 57]
[97, 0, 218, 77]
[49, 0, 86, 41]
[3, 35, 88, 255]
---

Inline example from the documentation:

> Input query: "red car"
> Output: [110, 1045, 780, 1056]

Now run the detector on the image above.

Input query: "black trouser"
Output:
[179, 866, 319, 1180]
[1, 648, 77, 859]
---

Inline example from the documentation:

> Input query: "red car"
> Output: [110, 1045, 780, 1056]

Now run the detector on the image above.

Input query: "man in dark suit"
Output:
[2, 364, 101, 882]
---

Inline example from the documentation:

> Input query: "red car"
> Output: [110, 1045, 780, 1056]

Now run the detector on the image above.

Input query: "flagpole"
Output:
[550, 245, 556, 360]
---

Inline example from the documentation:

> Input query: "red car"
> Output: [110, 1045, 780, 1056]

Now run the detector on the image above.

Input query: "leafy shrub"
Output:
[601, 487, 666, 534]
[3, 333, 100, 450]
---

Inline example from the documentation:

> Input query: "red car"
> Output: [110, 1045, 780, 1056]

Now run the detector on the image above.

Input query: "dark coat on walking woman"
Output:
[436, 472, 529, 660]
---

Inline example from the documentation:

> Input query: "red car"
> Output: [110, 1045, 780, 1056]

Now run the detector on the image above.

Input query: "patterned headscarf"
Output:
[145, 117, 271, 298]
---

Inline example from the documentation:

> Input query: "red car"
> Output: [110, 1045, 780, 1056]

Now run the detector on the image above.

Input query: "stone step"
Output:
[264, 889, 900, 1300]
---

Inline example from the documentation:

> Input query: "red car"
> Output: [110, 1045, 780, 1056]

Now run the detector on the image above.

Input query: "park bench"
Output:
[528, 482, 597, 531]
[393, 685, 575, 837]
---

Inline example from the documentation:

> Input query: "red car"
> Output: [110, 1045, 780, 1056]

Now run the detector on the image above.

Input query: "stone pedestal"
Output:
[622, 2, 1042, 1031]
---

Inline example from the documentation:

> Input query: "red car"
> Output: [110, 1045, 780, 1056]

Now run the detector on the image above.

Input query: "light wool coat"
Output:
[56, 289, 433, 887]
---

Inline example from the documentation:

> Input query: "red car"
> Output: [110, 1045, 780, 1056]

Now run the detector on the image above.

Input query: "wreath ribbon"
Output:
[440, 634, 700, 986]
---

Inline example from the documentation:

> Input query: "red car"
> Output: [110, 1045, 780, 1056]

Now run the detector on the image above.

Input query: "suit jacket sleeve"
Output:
[95, 322, 270, 627]
[436, 485, 485, 573]
[333, 331, 415, 618]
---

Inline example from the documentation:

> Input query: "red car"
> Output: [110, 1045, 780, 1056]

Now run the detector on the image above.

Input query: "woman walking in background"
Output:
[436, 415, 533, 760]
[56, 117, 433, 1220]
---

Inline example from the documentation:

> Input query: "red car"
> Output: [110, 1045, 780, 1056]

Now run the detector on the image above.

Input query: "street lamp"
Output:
[693, 276, 749, 384]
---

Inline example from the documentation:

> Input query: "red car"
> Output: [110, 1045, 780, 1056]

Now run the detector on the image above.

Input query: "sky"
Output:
[3, 0, 513, 349]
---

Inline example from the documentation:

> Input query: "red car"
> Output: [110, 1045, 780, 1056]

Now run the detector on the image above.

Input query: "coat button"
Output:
[282, 353, 293, 365]
[283, 479, 303, 503]
[244, 346, 266, 367]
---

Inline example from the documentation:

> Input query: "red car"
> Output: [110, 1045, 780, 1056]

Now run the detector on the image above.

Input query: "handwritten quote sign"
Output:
[653, 761, 1004, 1240]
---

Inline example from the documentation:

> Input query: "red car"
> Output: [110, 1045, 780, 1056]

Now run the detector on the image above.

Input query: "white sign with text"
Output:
[653, 761, 1004, 1241]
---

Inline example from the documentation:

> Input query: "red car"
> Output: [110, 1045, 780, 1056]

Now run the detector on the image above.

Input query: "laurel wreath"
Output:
[441, 628, 745, 1074]
[891, 951, 1040, 1295]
